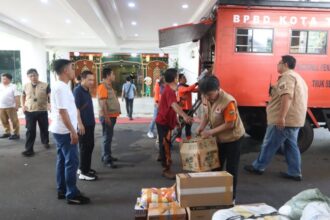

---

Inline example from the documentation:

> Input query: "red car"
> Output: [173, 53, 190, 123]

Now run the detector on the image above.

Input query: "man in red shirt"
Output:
[176, 73, 198, 142]
[156, 68, 193, 180]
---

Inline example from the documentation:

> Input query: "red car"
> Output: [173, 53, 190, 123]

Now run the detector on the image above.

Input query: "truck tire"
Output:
[246, 126, 266, 140]
[297, 119, 314, 153]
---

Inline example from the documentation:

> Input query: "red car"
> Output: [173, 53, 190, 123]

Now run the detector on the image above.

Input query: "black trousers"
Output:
[125, 98, 134, 118]
[218, 137, 243, 199]
[177, 110, 192, 138]
[25, 111, 49, 152]
[156, 123, 172, 171]
[78, 125, 95, 174]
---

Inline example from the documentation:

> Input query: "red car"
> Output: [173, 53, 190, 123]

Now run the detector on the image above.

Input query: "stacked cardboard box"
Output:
[134, 186, 179, 220]
[176, 171, 234, 220]
[148, 202, 186, 220]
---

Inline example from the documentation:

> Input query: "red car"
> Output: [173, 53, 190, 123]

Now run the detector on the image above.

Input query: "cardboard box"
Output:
[187, 205, 234, 220]
[134, 197, 148, 220]
[141, 186, 176, 204]
[147, 202, 186, 220]
[180, 137, 220, 172]
[176, 172, 233, 208]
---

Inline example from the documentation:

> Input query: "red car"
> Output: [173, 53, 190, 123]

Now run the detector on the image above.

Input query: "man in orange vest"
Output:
[175, 73, 198, 142]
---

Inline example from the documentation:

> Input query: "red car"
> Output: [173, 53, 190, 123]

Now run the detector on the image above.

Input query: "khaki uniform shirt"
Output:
[267, 70, 308, 127]
[23, 82, 49, 112]
[203, 90, 245, 143]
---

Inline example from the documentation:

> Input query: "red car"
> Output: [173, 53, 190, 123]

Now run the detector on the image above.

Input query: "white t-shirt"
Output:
[49, 81, 77, 134]
[0, 83, 20, 108]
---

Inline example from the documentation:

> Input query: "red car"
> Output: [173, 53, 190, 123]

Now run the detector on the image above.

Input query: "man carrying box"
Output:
[196, 75, 245, 199]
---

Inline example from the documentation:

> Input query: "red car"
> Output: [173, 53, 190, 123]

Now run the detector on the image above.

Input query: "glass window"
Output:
[290, 30, 327, 54]
[236, 28, 273, 53]
[0, 51, 22, 89]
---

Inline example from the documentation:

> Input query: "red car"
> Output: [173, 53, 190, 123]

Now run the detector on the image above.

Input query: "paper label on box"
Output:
[180, 186, 232, 195]
[188, 172, 219, 178]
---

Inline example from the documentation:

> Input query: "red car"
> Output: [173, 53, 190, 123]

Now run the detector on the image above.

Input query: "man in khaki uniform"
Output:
[245, 55, 308, 181]
[22, 69, 50, 156]
[97, 67, 121, 169]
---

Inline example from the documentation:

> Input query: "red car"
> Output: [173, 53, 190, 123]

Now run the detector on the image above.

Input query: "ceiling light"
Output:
[173, 23, 178, 26]
[65, 19, 71, 24]
[134, 33, 139, 37]
[131, 21, 137, 26]
[131, 53, 138, 57]
[21, 18, 28, 23]
[74, 52, 80, 57]
[40, 0, 48, 3]
[182, 4, 189, 9]
[128, 2, 135, 8]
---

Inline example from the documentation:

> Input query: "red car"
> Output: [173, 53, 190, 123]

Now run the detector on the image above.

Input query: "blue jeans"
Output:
[100, 116, 117, 162]
[252, 125, 302, 176]
[148, 105, 158, 133]
[52, 133, 79, 199]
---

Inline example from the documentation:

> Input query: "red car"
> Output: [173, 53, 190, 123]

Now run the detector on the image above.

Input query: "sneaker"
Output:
[175, 137, 183, 143]
[110, 156, 118, 161]
[0, 133, 10, 138]
[67, 195, 90, 205]
[57, 191, 66, 200]
[244, 165, 264, 175]
[104, 162, 118, 169]
[22, 150, 35, 157]
[79, 173, 97, 181]
[77, 169, 97, 175]
[8, 134, 20, 140]
[280, 172, 302, 181]
[89, 169, 97, 175]
[147, 131, 154, 139]
[162, 170, 176, 180]
[186, 136, 192, 141]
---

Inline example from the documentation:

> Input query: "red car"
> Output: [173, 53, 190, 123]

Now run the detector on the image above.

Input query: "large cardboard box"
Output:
[147, 202, 186, 220]
[176, 171, 233, 208]
[187, 205, 233, 220]
[180, 137, 220, 172]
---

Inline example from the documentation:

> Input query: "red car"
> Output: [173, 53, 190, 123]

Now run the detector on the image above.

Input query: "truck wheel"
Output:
[297, 120, 314, 153]
[246, 126, 266, 140]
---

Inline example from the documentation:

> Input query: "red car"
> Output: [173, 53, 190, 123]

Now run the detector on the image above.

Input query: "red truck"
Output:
[159, 0, 330, 152]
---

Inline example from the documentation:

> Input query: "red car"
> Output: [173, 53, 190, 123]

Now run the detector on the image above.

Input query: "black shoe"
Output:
[280, 172, 302, 181]
[89, 169, 97, 175]
[110, 156, 118, 162]
[244, 165, 264, 175]
[57, 191, 66, 200]
[22, 150, 35, 157]
[0, 133, 10, 138]
[67, 195, 90, 205]
[104, 162, 118, 169]
[78, 173, 97, 181]
[43, 144, 50, 149]
[8, 134, 20, 140]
